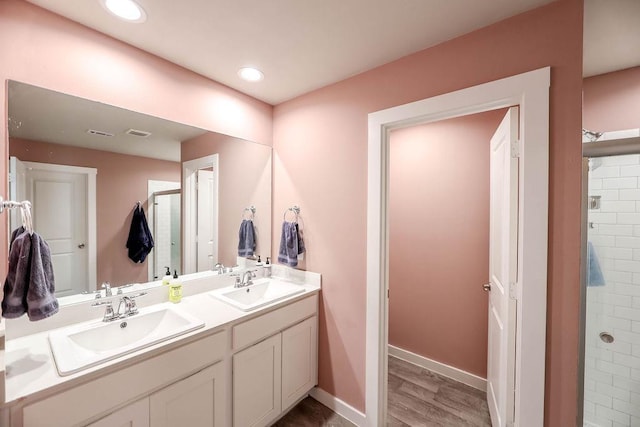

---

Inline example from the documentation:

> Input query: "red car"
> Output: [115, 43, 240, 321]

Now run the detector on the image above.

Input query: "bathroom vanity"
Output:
[0, 269, 320, 427]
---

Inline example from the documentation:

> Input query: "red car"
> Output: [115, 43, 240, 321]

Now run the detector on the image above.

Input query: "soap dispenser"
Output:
[169, 270, 182, 303]
[263, 257, 272, 278]
[255, 255, 263, 278]
[162, 267, 172, 285]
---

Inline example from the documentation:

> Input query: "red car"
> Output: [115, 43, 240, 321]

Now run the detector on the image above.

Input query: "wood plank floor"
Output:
[275, 355, 491, 426]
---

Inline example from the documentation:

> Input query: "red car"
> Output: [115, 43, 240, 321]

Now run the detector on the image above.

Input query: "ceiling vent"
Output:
[126, 128, 152, 138]
[87, 129, 114, 137]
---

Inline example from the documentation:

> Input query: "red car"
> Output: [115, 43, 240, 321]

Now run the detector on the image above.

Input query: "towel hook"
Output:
[243, 205, 256, 220]
[283, 205, 300, 222]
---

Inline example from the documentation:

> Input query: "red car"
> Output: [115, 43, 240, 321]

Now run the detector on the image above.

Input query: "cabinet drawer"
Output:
[23, 330, 226, 427]
[232, 295, 317, 351]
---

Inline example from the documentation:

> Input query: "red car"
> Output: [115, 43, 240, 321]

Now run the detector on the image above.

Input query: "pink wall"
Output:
[583, 66, 640, 132]
[181, 133, 272, 267]
[388, 109, 506, 378]
[9, 138, 180, 287]
[0, 0, 272, 289]
[273, 1, 583, 424]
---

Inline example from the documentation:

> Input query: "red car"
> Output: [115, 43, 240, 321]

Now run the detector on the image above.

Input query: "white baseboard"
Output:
[388, 345, 487, 392]
[309, 387, 366, 426]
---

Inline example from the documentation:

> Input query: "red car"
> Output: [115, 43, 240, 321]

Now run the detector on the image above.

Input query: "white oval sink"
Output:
[49, 304, 205, 376]
[210, 278, 305, 311]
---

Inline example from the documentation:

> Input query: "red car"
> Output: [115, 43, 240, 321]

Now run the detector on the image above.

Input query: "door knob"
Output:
[78, 243, 86, 249]
[482, 283, 491, 292]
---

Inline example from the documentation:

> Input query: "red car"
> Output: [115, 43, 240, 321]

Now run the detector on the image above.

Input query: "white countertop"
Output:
[3, 274, 320, 405]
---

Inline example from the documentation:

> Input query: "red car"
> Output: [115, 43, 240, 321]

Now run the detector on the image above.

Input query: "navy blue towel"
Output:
[238, 219, 256, 257]
[126, 204, 154, 263]
[587, 241, 605, 287]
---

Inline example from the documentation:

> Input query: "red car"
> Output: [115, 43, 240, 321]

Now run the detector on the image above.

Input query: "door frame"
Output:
[366, 67, 550, 426]
[182, 154, 219, 274]
[21, 160, 97, 293]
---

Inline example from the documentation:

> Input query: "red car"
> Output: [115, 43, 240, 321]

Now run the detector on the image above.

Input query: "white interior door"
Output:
[487, 107, 519, 427]
[196, 169, 215, 271]
[24, 163, 93, 297]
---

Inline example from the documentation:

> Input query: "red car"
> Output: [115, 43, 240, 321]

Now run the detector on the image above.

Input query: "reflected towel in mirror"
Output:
[238, 219, 256, 257]
[126, 204, 154, 263]
[587, 241, 605, 287]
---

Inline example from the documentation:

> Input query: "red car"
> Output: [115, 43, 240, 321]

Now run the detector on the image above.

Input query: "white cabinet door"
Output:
[233, 334, 282, 427]
[87, 398, 149, 427]
[150, 362, 225, 427]
[282, 316, 318, 410]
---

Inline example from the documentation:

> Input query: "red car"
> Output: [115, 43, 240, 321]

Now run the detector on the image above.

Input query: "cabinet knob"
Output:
[482, 283, 491, 292]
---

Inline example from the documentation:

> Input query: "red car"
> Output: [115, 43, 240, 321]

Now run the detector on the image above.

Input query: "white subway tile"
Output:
[588, 414, 613, 427]
[604, 178, 638, 189]
[615, 283, 640, 296]
[612, 352, 640, 369]
[618, 214, 640, 225]
[597, 224, 633, 236]
[633, 226, 640, 237]
[591, 212, 620, 224]
[633, 368, 640, 382]
[602, 201, 637, 213]
[603, 315, 632, 332]
[633, 321, 640, 333]
[597, 337, 632, 355]
[614, 306, 640, 322]
[601, 293, 633, 307]
[593, 166, 621, 179]
[621, 189, 640, 201]
[613, 376, 640, 392]
[633, 344, 640, 357]
[585, 399, 596, 415]
[587, 389, 614, 408]
[613, 330, 640, 345]
[602, 155, 640, 166]
[631, 274, 640, 284]
[596, 404, 632, 424]
[598, 359, 631, 377]
[621, 165, 640, 177]
[634, 297, 640, 309]
[592, 235, 618, 247]
[616, 236, 640, 248]
[591, 189, 621, 201]
[613, 398, 640, 417]
[592, 179, 603, 190]
[614, 260, 640, 273]
[586, 378, 597, 391]
[597, 382, 632, 402]
[592, 368, 615, 386]
[632, 416, 640, 427]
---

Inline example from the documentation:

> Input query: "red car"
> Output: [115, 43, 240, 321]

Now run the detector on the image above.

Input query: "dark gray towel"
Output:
[277, 222, 305, 267]
[2, 227, 31, 318]
[26, 232, 58, 321]
[238, 219, 256, 257]
[2, 227, 58, 320]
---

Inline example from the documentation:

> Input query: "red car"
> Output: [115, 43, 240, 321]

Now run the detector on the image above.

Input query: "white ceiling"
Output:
[25, 0, 559, 105]
[583, 0, 640, 78]
[8, 81, 206, 161]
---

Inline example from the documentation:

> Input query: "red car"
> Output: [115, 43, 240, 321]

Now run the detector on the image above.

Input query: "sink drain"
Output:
[120, 321, 128, 329]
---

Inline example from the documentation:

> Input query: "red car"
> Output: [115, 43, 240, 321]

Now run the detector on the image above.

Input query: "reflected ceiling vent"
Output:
[126, 129, 152, 138]
[87, 129, 114, 137]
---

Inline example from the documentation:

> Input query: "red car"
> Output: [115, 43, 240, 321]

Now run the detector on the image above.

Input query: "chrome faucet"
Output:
[91, 292, 147, 322]
[214, 263, 225, 274]
[102, 282, 112, 297]
[241, 270, 256, 287]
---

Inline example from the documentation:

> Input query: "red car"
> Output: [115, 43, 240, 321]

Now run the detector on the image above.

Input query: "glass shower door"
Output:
[583, 154, 640, 427]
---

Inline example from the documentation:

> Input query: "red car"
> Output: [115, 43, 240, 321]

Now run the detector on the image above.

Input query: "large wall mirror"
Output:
[7, 80, 272, 305]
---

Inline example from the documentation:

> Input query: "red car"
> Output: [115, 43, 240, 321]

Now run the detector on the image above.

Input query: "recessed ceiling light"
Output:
[238, 67, 264, 82]
[101, 0, 147, 23]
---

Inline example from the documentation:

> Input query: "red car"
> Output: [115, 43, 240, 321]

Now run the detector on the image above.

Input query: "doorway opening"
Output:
[367, 68, 550, 427]
[387, 108, 510, 425]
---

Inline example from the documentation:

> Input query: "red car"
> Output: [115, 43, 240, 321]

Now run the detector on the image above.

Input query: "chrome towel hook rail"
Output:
[243, 205, 256, 220]
[283, 205, 300, 222]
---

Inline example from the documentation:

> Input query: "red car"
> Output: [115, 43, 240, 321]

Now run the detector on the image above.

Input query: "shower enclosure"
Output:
[152, 189, 181, 280]
[581, 136, 640, 427]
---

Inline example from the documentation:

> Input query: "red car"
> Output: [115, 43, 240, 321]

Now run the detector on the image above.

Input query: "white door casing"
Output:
[19, 161, 97, 296]
[197, 169, 215, 271]
[366, 68, 549, 427]
[487, 107, 519, 427]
